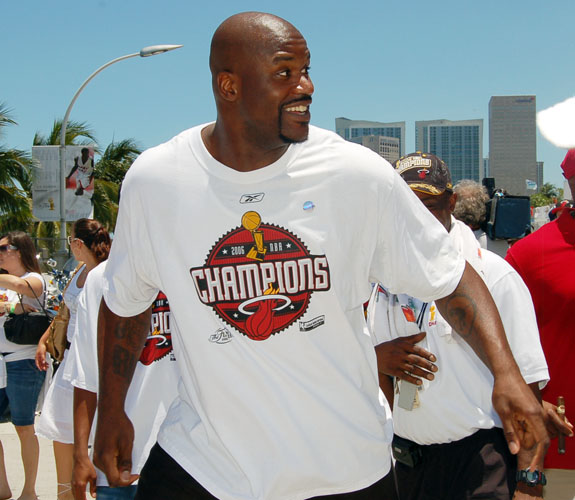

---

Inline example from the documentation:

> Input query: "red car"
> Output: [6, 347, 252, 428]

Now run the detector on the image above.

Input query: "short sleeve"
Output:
[485, 252, 549, 388]
[370, 173, 465, 302]
[103, 162, 161, 317]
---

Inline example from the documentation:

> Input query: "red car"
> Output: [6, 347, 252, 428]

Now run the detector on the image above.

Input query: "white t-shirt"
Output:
[67, 261, 179, 486]
[474, 228, 488, 249]
[102, 124, 465, 500]
[0, 271, 46, 358]
[368, 232, 549, 445]
[64, 264, 85, 342]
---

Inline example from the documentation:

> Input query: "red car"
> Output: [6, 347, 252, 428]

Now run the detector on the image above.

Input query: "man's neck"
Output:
[201, 123, 290, 173]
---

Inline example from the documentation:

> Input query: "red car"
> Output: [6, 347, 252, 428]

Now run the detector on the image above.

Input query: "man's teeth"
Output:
[285, 105, 308, 112]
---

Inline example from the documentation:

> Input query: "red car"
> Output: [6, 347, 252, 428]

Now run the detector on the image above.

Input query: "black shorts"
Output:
[135, 443, 398, 500]
[394, 428, 516, 500]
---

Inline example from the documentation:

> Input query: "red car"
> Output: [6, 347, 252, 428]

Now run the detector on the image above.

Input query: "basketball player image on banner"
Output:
[66, 147, 95, 198]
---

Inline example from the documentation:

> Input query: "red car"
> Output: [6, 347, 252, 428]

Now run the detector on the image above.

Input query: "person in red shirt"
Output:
[506, 149, 575, 499]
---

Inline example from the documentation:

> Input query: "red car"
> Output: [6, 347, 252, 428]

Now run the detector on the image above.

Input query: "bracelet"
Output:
[516, 469, 547, 486]
[9, 303, 16, 315]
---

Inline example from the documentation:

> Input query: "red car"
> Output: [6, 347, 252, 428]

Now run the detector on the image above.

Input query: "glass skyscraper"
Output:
[415, 119, 483, 184]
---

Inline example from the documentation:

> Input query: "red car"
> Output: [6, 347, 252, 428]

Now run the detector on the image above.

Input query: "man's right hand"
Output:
[93, 409, 139, 487]
[375, 331, 438, 385]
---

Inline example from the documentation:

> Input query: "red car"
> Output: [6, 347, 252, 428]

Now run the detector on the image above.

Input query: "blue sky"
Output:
[2, 0, 574, 190]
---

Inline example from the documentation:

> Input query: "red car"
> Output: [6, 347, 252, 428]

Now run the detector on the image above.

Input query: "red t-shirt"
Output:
[506, 208, 575, 469]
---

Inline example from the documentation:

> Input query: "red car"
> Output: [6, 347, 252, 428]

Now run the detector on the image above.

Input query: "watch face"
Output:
[518, 469, 546, 486]
[526, 471, 538, 485]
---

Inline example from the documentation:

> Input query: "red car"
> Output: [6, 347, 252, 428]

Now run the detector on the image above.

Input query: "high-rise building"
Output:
[335, 118, 406, 157]
[484, 158, 490, 178]
[415, 119, 483, 183]
[489, 96, 537, 196]
[536, 161, 544, 192]
[349, 135, 400, 164]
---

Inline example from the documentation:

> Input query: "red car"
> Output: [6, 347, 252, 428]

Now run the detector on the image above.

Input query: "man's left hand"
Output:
[492, 373, 549, 471]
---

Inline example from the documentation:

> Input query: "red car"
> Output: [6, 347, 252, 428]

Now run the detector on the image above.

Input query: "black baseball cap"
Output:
[394, 152, 453, 195]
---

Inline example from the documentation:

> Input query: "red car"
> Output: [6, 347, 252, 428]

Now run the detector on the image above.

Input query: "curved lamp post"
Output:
[57, 44, 183, 261]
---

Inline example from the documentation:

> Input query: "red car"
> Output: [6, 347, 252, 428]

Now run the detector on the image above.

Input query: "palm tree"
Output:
[0, 103, 35, 233]
[530, 182, 564, 208]
[33, 119, 98, 148]
[93, 138, 141, 230]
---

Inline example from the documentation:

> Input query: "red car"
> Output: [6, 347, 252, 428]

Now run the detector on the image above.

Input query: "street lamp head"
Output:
[140, 44, 183, 57]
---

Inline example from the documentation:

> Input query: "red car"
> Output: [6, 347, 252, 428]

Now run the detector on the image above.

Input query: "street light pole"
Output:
[56, 44, 183, 264]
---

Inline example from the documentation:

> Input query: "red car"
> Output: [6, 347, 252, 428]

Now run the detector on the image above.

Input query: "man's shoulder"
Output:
[304, 126, 395, 173]
[482, 249, 516, 283]
[122, 125, 205, 187]
[139, 125, 203, 161]
[307, 126, 385, 154]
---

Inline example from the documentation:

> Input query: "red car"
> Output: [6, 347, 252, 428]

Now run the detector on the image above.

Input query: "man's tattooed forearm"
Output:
[442, 292, 477, 338]
[112, 345, 138, 379]
[112, 312, 150, 350]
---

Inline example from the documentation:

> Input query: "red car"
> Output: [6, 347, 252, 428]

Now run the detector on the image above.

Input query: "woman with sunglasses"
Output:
[0, 231, 47, 500]
[36, 219, 111, 500]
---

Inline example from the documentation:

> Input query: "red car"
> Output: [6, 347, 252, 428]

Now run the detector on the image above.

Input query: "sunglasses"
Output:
[67, 236, 82, 246]
[0, 244, 17, 253]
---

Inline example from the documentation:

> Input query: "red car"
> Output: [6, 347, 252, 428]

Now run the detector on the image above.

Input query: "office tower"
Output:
[349, 135, 400, 164]
[415, 119, 483, 184]
[484, 158, 490, 178]
[335, 118, 406, 157]
[489, 96, 537, 196]
[536, 161, 544, 191]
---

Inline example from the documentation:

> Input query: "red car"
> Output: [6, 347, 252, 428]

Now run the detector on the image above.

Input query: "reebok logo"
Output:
[240, 193, 265, 204]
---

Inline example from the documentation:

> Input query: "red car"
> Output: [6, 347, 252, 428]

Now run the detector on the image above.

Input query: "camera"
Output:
[482, 178, 531, 240]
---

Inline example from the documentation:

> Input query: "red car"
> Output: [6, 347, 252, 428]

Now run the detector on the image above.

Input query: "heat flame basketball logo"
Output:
[139, 292, 173, 365]
[190, 212, 331, 340]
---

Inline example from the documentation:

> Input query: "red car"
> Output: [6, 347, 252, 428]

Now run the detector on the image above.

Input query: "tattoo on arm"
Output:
[442, 292, 477, 338]
[112, 313, 150, 350]
[108, 309, 150, 380]
[112, 346, 138, 379]
[441, 291, 488, 362]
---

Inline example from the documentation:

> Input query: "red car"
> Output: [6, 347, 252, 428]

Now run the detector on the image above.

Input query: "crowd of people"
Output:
[0, 11, 573, 500]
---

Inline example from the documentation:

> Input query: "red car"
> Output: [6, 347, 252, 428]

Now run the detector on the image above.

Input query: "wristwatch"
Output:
[516, 469, 547, 486]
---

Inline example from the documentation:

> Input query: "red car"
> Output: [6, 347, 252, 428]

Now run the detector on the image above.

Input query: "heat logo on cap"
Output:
[396, 156, 432, 174]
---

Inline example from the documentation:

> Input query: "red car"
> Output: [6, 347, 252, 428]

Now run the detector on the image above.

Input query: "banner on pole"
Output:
[32, 145, 95, 221]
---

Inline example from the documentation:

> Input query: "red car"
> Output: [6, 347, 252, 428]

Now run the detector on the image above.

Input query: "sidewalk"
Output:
[0, 421, 57, 499]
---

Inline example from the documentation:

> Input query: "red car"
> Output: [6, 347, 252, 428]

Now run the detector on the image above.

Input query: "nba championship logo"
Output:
[190, 211, 331, 341]
[139, 292, 173, 365]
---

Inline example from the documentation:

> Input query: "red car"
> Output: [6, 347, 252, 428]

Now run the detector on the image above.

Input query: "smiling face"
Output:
[239, 30, 314, 146]
[211, 13, 314, 150]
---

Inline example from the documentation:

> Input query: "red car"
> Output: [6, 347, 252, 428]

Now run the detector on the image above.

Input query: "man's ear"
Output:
[449, 192, 458, 213]
[217, 71, 239, 102]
